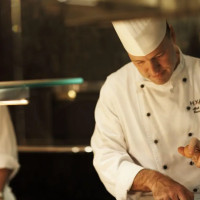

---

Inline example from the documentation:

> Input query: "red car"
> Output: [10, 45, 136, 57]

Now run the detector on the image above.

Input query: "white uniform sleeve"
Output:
[91, 81, 144, 200]
[0, 106, 20, 179]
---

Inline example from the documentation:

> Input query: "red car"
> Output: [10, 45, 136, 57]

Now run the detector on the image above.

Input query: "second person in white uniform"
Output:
[0, 106, 20, 200]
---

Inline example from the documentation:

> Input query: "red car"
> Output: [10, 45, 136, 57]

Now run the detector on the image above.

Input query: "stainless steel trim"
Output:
[18, 145, 93, 153]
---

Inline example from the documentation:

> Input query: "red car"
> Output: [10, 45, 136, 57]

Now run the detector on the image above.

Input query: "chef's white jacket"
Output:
[0, 106, 20, 200]
[91, 51, 200, 200]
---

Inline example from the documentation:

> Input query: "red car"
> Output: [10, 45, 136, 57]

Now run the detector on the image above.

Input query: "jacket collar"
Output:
[135, 48, 185, 90]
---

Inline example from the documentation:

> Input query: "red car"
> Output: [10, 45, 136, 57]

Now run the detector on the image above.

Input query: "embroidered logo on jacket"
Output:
[190, 99, 200, 113]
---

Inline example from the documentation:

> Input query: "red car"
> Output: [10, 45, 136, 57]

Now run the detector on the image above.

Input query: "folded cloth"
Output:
[132, 192, 200, 200]
[194, 193, 200, 200]
[128, 192, 154, 200]
[139, 192, 154, 200]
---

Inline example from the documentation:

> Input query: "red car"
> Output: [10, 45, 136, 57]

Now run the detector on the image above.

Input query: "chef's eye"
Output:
[135, 61, 145, 65]
[156, 52, 165, 58]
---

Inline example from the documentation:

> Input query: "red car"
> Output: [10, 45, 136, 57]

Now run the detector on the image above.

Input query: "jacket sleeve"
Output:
[0, 106, 20, 180]
[91, 81, 144, 200]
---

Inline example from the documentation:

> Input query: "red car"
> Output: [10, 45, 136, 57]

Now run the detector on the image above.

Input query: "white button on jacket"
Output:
[91, 51, 200, 200]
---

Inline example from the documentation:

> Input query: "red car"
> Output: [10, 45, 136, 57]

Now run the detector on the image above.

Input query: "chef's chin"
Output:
[151, 72, 172, 85]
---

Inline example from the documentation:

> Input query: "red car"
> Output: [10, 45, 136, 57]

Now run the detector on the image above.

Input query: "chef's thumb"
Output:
[177, 147, 185, 156]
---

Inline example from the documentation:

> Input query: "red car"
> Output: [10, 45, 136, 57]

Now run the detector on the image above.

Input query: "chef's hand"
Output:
[178, 137, 200, 167]
[150, 172, 194, 200]
[131, 169, 193, 200]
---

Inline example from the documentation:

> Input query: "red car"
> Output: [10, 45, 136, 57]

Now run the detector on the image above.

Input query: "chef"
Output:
[0, 106, 20, 200]
[91, 17, 200, 200]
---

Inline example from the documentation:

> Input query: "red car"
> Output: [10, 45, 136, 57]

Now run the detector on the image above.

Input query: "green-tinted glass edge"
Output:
[0, 78, 84, 89]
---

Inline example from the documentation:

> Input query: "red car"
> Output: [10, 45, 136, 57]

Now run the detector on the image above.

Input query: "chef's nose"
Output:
[148, 60, 161, 75]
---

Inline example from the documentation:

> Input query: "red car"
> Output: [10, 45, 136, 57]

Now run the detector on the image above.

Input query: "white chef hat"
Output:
[112, 18, 167, 56]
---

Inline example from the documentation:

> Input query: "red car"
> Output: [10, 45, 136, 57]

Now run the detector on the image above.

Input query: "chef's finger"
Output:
[177, 147, 185, 156]
[177, 192, 193, 200]
[162, 197, 171, 200]
[192, 151, 200, 165]
[177, 194, 187, 200]
[195, 153, 200, 168]
[170, 194, 179, 200]
[179, 145, 192, 158]
[188, 137, 199, 155]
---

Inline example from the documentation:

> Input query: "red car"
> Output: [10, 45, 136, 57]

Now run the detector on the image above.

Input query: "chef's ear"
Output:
[169, 24, 176, 43]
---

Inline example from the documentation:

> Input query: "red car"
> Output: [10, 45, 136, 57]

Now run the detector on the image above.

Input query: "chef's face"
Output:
[129, 25, 180, 85]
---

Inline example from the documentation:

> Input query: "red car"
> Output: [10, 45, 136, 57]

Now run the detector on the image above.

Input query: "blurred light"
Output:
[12, 25, 20, 33]
[57, 0, 67, 2]
[71, 147, 80, 153]
[68, 90, 77, 99]
[64, 0, 98, 6]
[0, 99, 29, 106]
[84, 146, 93, 153]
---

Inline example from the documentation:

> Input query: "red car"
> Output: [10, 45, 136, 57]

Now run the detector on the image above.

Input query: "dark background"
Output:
[10, 153, 115, 200]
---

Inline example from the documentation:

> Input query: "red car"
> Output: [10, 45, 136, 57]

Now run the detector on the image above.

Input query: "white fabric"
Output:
[0, 106, 20, 200]
[194, 193, 200, 200]
[112, 18, 166, 56]
[3, 186, 16, 200]
[91, 51, 200, 200]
